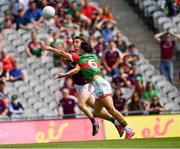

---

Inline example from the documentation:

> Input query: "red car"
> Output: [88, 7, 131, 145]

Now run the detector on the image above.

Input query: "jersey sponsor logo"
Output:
[88, 59, 98, 68]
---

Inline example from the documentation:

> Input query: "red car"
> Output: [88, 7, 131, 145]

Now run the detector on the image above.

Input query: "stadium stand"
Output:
[0, 0, 179, 121]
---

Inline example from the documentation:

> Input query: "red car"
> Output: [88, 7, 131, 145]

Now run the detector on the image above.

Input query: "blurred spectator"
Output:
[0, 80, 10, 104]
[15, 8, 29, 30]
[66, 1, 81, 18]
[134, 75, 145, 97]
[64, 15, 78, 32]
[148, 96, 166, 115]
[127, 66, 140, 87]
[113, 88, 127, 112]
[126, 44, 139, 65]
[10, 0, 30, 18]
[115, 32, 127, 53]
[50, 32, 66, 66]
[166, 0, 178, 18]
[26, 31, 43, 57]
[112, 67, 132, 88]
[24, 1, 43, 29]
[97, 20, 115, 43]
[7, 60, 27, 82]
[142, 81, 158, 102]
[178, 71, 180, 83]
[120, 55, 132, 73]
[128, 92, 145, 115]
[80, 0, 101, 24]
[154, 31, 180, 84]
[2, 11, 14, 29]
[7, 95, 24, 117]
[0, 50, 15, 74]
[94, 43, 104, 59]
[0, 99, 8, 117]
[63, 77, 77, 97]
[101, 6, 114, 21]
[103, 40, 122, 76]
[58, 88, 77, 119]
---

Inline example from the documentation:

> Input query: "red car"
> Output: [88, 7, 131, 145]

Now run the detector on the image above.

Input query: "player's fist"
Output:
[54, 73, 65, 79]
[40, 44, 53, 51]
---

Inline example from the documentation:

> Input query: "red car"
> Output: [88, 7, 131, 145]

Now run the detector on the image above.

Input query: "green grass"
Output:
[0, 137, 180, 148]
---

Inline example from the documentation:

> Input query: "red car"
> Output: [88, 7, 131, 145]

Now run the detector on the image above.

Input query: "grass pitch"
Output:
[0, 137, 180, 148]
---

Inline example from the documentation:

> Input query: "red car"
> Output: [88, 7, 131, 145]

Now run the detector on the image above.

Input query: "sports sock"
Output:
[114, 120, 120, 126]
[119, 120, 128, 127]
[90, 118, 96, 124]
[109, 117, 116, 123]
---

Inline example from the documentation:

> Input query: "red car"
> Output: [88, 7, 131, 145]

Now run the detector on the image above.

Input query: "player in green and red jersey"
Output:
[69, 42, 135, 140]
[41, 41, 134, 140]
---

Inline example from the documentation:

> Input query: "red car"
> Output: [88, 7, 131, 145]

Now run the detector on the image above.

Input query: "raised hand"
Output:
[54, 73, 66, 79]
[40, 44, 53, 51]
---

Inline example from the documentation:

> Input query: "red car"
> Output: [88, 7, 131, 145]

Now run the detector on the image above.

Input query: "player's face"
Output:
[73, 39, 81, 52]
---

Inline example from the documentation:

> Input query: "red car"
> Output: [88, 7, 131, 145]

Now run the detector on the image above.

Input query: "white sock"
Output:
[114, 120, 120, 126]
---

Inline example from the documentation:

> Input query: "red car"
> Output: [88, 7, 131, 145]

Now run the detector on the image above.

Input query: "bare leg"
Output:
[77, 91, 94, 119]
[86, 95, 114, 120]
[100, 96, 127, 126]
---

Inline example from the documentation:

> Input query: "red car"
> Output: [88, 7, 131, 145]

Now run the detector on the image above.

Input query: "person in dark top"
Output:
[113, 88, 127, 112]
[166, 0, 178, 18]
[58, 88, 77, 118]
[128, 92, 145, 115]
[103, 40, 121, 76]
[148, 96, 165, 115]
[0, 99, 8, 116]
[154, 31, 180, 84]
[24, 1, 43, 29]
[7, 95, 24, 117]
[15, 8, 29, 30]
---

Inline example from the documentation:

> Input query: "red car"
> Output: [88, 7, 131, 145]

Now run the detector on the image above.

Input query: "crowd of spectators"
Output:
[156, 0, 180, 18]
[0, 0, 170, 118]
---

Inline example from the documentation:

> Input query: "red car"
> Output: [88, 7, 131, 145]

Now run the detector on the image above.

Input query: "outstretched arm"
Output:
[41, 44, 72, 61]
[55, 65, 81, 79]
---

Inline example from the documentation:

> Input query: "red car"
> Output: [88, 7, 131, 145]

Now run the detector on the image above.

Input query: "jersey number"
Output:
[88, 59, 98, 68]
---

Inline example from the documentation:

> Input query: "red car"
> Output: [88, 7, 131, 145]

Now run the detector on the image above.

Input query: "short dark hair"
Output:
[0, 80, 5, 85]
[128, 44, 135, 49]
[73, 36, 85, 42]
[80, 41, 93, 53]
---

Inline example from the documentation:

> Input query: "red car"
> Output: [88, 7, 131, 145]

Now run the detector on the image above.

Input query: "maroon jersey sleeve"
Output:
[71, 54, 79, 62]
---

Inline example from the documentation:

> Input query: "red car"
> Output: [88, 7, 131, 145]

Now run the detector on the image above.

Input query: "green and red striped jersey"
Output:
[72, 53, 104, 80]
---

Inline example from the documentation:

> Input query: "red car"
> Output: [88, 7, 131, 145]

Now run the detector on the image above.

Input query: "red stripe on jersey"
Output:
[79, 62, 100, 68]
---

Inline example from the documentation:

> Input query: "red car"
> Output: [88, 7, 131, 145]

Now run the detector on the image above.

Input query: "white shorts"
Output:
[92, 78, 112, 100]
[74, 83, 94, 95]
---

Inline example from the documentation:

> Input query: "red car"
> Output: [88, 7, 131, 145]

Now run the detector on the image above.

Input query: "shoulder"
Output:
[71, 53, 80, 62]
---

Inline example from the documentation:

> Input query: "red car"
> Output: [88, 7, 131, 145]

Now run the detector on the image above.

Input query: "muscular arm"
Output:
[41, 44, 72, 61]
[55, 65, 81, 79]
